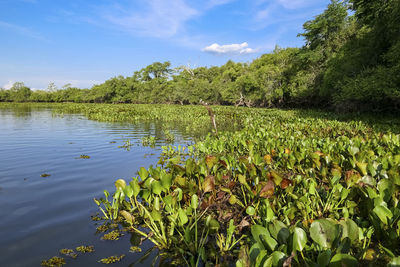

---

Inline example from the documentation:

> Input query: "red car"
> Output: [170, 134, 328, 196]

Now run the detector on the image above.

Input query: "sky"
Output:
[0, 0, 331, 90]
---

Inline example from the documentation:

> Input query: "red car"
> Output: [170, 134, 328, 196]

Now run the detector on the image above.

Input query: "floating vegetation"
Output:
[78, 154, 90, 159]
[8, 103, 400, 266]
[59, 249, 77, 259]
[96, 224, 109, 233]
[164, 130, 175, 143]
[94, 106, 400, 266]
[41, 256, 66, 267]
[75, 245, 94, 253]
[40, 173, 51, 177]
[101, 230, 121, 241]
[141, 136, 156, 147]
[129, 246, 142, 253]
[98, 254, 125, 264]
[118, 139, 133, 151]
[91, 214, 102, 221]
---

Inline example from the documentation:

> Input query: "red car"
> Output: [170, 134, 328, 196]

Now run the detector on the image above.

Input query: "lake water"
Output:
[0, 106, 193, 266]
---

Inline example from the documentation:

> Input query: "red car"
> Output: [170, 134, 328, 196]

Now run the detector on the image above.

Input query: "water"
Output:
[0, 106, 193, 266]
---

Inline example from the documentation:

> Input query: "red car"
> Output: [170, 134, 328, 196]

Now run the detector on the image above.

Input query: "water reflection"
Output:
[0, 106, 194, 266]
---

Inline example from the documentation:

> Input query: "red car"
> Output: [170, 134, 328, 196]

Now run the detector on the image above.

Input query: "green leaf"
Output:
[270, 171, 283, 186]
[310, 219, 339, 249]
[151, 209, 162, 222]
[255, 250, 268, 267]
[138, 167, 149, 180]
[293, 227, 307, 252]
[151, 180, 163, 195]
[328, 253, 357, 267]
[191, 194, 198, 210]
[251, 225, 269, 246]
[246, 206, 256, 216]
[251, 225, 277, 251]
[178, 208, 188, 225]
[154, 196, 160, 211]
[185, 158, 195, 175]
[373, 204, 393, 225]
[130, 179, 141, 197]
[249, 243, 264, 262]
[268, 251, 286, 267]
[206, 218, 220, 232]
[120, 210, 134, 225]
[356, 161, 368, 176]
[160, 172, 172, 190]
[378, 178, 394, 202]
[389, 256, 400, 267]
[115, 179, 126, 190]
[317, 250, 332, 267]
[123, 185, 133, 198]
[339, 218, 359, 243]
[268, 220, 290, 244]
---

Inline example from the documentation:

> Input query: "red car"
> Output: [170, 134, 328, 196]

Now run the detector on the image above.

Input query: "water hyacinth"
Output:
[91, 104, 400, 266]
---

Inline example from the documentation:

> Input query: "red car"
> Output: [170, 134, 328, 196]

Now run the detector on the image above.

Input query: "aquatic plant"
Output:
[41, 256, 65, 267]
[164, 130, 175, 143]
[141, 136, 156, 147]
[95, 105, 400, 266]
[75, 245, 94, 253]
[98, 254, 125, 264]
[59, 249, 77, 259]
[101, 230, 121, 241]
[118, 139, 133, 151]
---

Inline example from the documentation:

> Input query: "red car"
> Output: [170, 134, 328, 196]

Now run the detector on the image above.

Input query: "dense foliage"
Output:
[1, 1, 399, 111]
[83, 104, 400, 266]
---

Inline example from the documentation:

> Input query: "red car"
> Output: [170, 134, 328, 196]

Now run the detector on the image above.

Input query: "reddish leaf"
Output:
[281, 178, 292, 189]
[259, 180, 275, 198]
[203, 175, 215, 193]
[227, 181, 236, 189]
[216, 191, 226, 200]
[219, 160, 227, 168]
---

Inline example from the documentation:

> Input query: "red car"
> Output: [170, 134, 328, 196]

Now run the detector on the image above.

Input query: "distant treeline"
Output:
[1, 0, 399, 111]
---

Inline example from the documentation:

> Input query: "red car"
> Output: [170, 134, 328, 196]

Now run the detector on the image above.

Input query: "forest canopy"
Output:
[1, 0, 399, 111]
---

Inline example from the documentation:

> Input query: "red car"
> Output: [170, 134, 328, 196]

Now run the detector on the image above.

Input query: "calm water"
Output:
[0, 106, 193, 266]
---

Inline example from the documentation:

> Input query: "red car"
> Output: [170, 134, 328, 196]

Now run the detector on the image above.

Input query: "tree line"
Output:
[1, 0, 399, 111]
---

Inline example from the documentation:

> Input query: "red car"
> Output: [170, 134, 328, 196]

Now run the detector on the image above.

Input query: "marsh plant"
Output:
[95, 107, 400, 266]
[141, 136, 156, 147]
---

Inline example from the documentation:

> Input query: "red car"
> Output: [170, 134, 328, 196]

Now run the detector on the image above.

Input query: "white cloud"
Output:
[102, 0, 198, 38]
[202, 42, 257, 55]
[2, 80, 14, 89]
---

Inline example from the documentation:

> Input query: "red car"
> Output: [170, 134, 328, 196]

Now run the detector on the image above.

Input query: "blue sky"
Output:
[0, 0, 330, 90]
